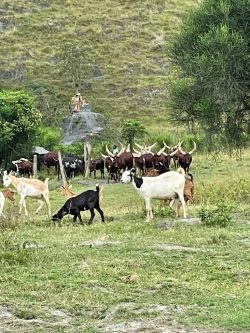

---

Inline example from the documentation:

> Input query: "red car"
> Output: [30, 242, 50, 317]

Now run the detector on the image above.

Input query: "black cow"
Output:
[52, 185, 104, 224]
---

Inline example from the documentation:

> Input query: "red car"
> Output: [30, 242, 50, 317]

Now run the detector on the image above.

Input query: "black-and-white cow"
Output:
[59, 155, 85, 179]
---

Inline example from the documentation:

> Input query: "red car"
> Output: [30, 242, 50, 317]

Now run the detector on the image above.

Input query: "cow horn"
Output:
[133, 148, 141, 155]
[163, 140, 170, 149]
[189, 141, 197, 154]
[145, 149, 154, 156]
[119, 141, 126, 153]
[170, 148, 179, 157]
[106, 144, 115, 157]
[134, 141, 143, 150]
[101, 153, 108, 159]
[177, 141, 186, 154]
[157, 145, 166, 156]
[117, 145, 124, 157]
[147, 142, 157, 151]
[172, 141, 180, 150]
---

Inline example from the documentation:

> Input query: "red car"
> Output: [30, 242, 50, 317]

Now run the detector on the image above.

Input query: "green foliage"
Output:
[0, 90, 42, 162]
[199, 203, 233, 227]
[37, 126, 60, 150]
[121, 119, 147, 150]
[169, 0, 250, 153]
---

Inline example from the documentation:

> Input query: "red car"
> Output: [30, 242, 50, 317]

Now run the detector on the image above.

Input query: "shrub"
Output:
[198, 203, 233, 227]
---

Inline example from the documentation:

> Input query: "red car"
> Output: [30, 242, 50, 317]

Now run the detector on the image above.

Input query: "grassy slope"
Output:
[0, 0, 198, 133]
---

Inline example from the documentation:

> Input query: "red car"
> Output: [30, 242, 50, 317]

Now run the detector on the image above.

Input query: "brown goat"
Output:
[183, 173, 194, 203]
[0, 188, 16, 218]
[61, 184, 104, 203]
[61, 185, 76, 198]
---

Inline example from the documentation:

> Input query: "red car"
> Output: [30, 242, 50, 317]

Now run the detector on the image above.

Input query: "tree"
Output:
[121, 119, 147, 150]
[169, 0, 250, 153]
[58, 41, 94, 90]
[0, 90, 42, 164]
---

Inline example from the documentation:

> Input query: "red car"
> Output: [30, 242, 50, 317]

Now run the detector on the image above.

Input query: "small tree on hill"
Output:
[0, 90, 42, 164]
[121, 119, 147, 151]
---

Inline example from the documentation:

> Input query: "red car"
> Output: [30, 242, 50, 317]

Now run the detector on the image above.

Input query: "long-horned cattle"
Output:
[178, 141, 196, 173]
[171, 141, 196, 173]
[105, 144, 134, 182]
[2, 171, 51, 217]
[120, 168, 186, 221]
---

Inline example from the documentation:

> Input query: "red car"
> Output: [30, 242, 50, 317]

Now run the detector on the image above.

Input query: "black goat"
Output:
[52, 185, 104, 224]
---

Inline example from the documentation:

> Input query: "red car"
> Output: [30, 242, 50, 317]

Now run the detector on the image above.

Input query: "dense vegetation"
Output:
[170, 0, 250, 152]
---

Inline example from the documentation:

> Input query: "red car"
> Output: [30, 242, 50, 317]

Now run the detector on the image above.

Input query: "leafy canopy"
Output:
[169, 0, 250, 153]
[121, 119, 147, 150]
[0, 90, 42, 163]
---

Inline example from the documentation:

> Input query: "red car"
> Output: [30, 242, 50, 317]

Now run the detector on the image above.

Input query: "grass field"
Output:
[0, 151, 250, 333]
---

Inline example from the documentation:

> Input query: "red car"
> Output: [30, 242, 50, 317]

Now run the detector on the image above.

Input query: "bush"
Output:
[198, 203, 233, 227]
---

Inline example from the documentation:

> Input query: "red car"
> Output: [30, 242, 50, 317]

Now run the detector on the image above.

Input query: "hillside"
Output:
[0, 0, 199, 134]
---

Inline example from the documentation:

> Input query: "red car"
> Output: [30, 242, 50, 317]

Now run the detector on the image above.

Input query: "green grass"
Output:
[0, 150, 250, 332]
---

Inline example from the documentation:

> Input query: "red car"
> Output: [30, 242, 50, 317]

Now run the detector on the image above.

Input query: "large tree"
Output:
[169, 0, 250, 153]
[0, 90, 42, 164]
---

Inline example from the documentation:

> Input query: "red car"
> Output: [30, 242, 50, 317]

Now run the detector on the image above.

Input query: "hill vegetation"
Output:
[0, 0, 199, 134]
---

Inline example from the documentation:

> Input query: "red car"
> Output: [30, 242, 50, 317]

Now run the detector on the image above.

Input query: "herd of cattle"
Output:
[0, 141, 196, 222]
[1, 140, 196, 181]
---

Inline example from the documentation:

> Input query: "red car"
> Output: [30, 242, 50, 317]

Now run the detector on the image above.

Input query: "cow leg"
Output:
[88, 208, 95, 224]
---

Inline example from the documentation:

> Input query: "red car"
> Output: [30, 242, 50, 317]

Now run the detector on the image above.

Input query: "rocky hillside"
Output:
[0, 0, 198, 132]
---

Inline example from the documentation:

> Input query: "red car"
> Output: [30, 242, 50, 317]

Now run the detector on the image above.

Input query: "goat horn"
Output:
[189, 141, 197, 154]
[106, 144, 115, 157]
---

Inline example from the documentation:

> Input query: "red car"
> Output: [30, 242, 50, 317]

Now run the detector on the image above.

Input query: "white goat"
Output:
[120, 168, 186, 221]
[2, 171, 51, 217]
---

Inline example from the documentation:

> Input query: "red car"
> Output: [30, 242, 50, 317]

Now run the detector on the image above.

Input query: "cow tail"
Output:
[176, 167, 185, 176]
